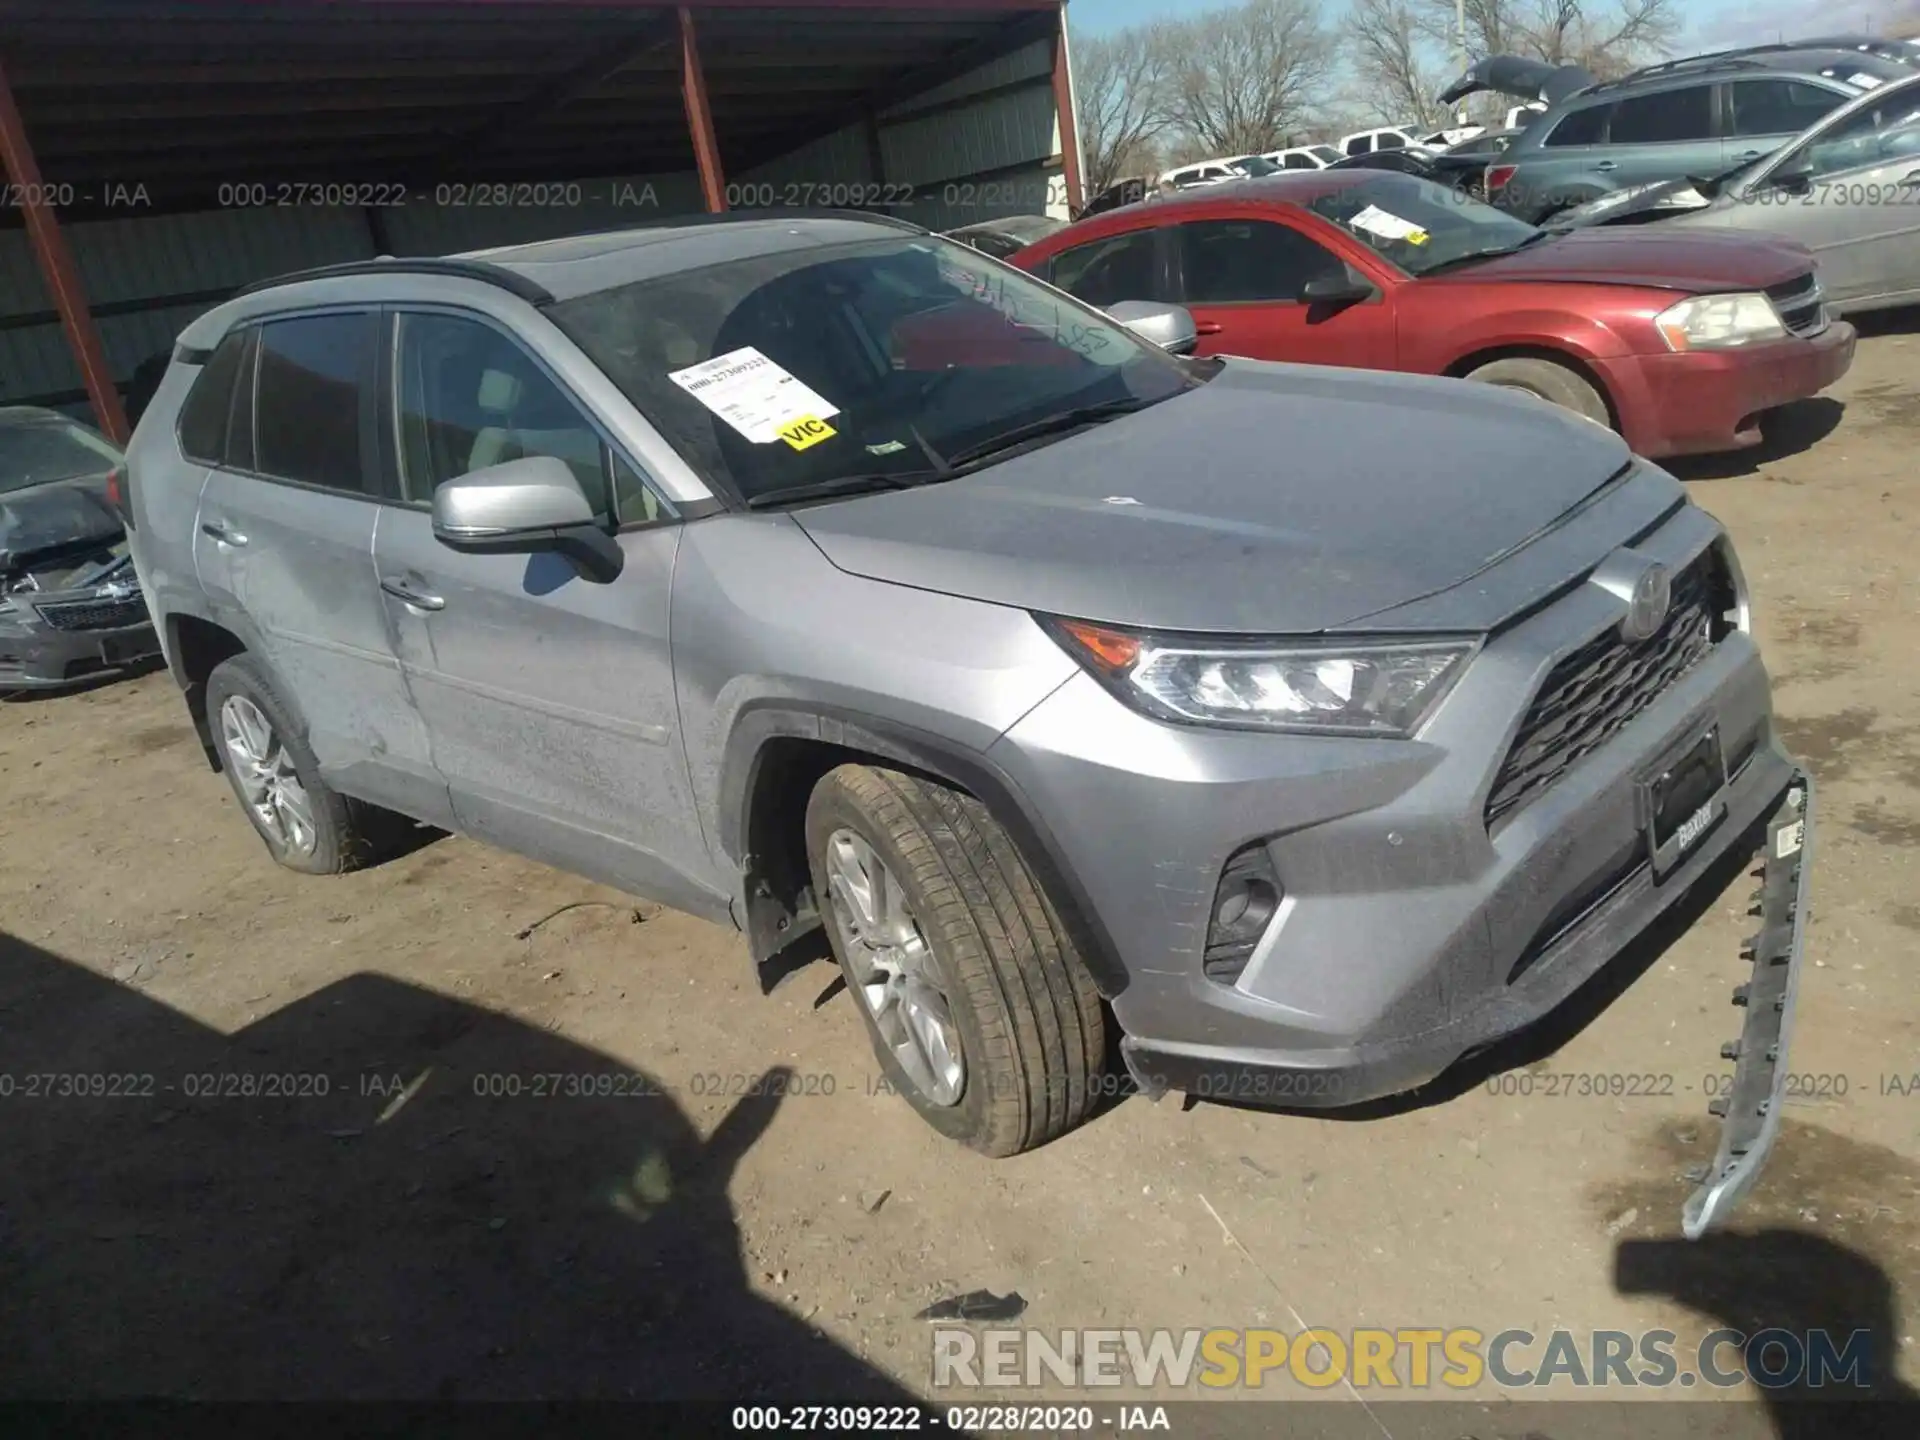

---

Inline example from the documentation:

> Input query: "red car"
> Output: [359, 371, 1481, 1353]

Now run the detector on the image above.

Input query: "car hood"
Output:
[1427, 226, 1812, 292]
[1438, 55, 1595, 108]
[0, 475, 121, 576]
[791, 360, 1639, 635]
[1559, 177, 1723, 228]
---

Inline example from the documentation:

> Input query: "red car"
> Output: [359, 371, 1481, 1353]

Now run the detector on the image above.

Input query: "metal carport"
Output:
[0, 0, 1083, 442]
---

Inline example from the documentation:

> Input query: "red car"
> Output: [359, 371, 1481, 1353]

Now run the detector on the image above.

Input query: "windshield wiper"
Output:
[942, 397, 1159, 472]
[744, 469, 945, 510]
[1417, 227, 1560, 276]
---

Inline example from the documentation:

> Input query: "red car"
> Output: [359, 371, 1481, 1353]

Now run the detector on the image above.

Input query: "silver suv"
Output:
[126, 213, 1813, 1233]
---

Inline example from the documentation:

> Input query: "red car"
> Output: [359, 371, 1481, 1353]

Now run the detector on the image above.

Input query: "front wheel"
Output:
[1466, 356, 1611, 429]
[805, 764, 1106, 1157]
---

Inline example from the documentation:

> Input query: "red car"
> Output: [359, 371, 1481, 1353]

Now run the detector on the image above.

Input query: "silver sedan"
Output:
[1563, 71, 1920, 316]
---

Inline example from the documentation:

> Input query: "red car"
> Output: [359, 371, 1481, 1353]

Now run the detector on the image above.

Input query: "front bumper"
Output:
[1598, 322, 1856, 459]
[0, 612, 160, 690]
[991, 500, 1785, 1108]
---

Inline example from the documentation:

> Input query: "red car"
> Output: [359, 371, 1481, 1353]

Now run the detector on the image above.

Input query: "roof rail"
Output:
[232, 257, 555, 305]
[557, 205, 931, 236]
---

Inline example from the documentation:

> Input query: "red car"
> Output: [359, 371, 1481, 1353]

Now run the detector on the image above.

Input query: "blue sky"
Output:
[1067, 0, 1918, 48]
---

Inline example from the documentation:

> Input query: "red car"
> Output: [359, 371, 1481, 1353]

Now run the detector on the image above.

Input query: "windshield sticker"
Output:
[1849, 72, 1883, 89]
[776, 415, 837, 451]
[1349, 204, 1430, 245]
[865, 439, 908, 456]
[667, 346, 840, 444]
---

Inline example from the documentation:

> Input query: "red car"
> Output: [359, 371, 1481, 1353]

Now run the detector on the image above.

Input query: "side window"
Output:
[392, 311, 662, 525]
[176, 328, 247, 466]
[1283, 153, 1315, 170]
[255, 313, 375, 492]
[1379, 132, 1406, 150]
[1345, 136, 1370, 156]
[1729, 79, 1843, 138]
[1608, 85, 1714, 144]
[1545, 104, 1610, 147]
[1047, 229, 1163, 308]
[1176, 219, 1347, 305]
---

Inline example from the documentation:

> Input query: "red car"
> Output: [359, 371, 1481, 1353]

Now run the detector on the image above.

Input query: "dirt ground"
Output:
[2, 322, 1917, 1426]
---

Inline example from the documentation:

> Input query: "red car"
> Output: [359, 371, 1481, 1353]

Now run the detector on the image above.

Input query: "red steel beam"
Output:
[0, 55, 128, 443]
[1050, 1, 1083, 214]
[678, 5, 727, 213]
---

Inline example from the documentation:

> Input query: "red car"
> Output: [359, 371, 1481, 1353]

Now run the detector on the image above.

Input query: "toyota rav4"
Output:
[125, 212, 1813, 1237]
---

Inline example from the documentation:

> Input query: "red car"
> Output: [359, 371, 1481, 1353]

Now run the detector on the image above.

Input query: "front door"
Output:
[1170, 216, 1397, 369]
[371, 308, 722, 917]
[1742, 93, 1920, 309]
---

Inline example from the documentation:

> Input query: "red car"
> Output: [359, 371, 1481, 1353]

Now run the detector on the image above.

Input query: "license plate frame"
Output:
[1639, 723, 1728, 880]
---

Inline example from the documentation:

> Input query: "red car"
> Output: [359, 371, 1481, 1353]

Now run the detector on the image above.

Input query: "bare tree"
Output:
[1072, 25, 1174, 195]
[1414, 0, 1681, 79]
[1163, 0, 1337, 156]
[1348, 0, 1448, 129]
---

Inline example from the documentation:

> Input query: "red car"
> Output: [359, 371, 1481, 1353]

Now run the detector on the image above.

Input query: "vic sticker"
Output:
[778, 415, 837, 451]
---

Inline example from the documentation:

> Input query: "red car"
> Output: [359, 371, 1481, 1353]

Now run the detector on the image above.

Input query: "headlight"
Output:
[1040, 617, 1476, 737]
[1654, 292, 1786, 351]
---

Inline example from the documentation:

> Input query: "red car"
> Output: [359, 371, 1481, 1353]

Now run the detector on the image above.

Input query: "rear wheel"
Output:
[1466, 356, 1611, 429]
[805, 764, 1105, 1157]
[204, 653, 393, 875]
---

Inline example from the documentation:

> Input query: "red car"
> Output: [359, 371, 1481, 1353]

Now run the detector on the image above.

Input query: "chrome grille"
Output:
[1485, 551, 1727, 826]
[35, 594, 148, 632]
[1766, 273, 1829, 339]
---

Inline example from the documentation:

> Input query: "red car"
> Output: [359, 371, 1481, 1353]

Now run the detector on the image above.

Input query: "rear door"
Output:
[1599, 82, 1726, 188]
[1037, 223, 1173, 310]
[369, 306, 718, 916]
[192, 308, 446, 823]
[1167, 213, 1397, 369]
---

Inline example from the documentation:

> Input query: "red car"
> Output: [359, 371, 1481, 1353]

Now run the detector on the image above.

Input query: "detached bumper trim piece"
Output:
[1682, 769, 1813, 1239]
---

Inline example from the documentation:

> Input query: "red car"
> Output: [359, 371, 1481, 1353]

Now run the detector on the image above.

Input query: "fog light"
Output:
[1204, 843, 1282, 985]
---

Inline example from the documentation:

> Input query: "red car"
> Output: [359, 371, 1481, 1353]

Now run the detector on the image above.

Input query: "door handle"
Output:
[199, 519, 247, 547]
[380, 577, 446, 612]
[1901, 168, 1920, 187]
[1593, 160, 1618, 172]
[1733, 150, 1764, 163]
[1193, 321, 1226, 335]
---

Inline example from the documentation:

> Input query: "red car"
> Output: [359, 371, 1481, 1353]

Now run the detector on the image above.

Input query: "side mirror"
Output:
[1106, 300, 1199, 355]
[432, 455, 623, 583]
[1302, 270, 1377, 307]
[1768, 158, 1814, 195]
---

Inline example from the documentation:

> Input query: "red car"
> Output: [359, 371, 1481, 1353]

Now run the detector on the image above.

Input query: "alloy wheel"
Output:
[824, 827, 964, 1106]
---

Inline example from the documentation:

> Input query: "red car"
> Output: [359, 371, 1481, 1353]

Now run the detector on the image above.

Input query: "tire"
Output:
[1466, 356, 1611, 429]
[203, 653, 392, 875]
[805, 764, 1106, 1157]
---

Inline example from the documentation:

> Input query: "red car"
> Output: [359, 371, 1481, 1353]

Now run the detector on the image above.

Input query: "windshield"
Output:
[1228, 156, 1283, 176]
[0, 414, 122, 494]
[1311, 146, 1341, 163]
[1786, 77, 1920, 178]
[1309, 174, 1541, 277]
[550, 236, 1194, 506]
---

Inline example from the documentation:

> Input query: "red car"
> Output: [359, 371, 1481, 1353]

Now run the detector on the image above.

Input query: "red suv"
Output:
[1010, 173, 1856, 458]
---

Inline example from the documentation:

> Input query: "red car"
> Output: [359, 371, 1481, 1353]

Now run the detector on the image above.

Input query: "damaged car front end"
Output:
[0, 408, 159, 690]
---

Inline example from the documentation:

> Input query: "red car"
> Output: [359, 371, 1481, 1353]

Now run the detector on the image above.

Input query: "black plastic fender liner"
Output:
[1683, 770, 1814, 1239]
[719, 701, 1132, 998]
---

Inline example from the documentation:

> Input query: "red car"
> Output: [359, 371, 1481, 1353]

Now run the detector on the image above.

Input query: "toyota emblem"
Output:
[1620, 563, 1672, 643]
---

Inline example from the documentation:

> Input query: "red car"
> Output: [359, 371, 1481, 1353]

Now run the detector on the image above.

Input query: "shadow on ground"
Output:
[1616, 1227, 1919, 1439]
[1666, 398, 1846, 481]
[0, 930, 918, 1402]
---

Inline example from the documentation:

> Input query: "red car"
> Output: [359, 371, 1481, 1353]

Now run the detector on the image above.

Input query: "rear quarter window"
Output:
[176, 329, 249, 466]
